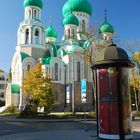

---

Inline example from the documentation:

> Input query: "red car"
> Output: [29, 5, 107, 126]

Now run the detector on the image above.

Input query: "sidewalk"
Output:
[0, 117, 140, 140]
[0, 116, 94, 123]
[0, 130, 97, 140]
[0, 129, 140, 140]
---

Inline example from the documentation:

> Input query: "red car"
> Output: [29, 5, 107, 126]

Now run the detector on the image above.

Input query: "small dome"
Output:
[99, 20, 114, 34]
[63, 10, 79, 26]
[62, 0, 93, 17]
[23, 0, 43, 9]
[46, 25, 58, 39]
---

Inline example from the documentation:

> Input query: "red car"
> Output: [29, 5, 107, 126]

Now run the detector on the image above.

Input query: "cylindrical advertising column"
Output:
[97, 67, 133, 139]
[92, 44, 134, 140]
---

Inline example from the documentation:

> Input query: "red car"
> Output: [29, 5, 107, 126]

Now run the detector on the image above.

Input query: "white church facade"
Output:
[6, 0, 114, 112]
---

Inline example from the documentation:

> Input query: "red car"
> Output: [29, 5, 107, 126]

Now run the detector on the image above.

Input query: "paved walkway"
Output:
[0, 117, 140, 140]
[1, 130, 140, 140]
[0, 130, 97, 140]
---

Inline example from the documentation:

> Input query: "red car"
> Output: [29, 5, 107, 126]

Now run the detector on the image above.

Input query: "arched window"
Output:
[27, 64, 31, 71]
[59, 68, 61, 81]
[34, 10, 37, 19]
[82, 20, 86, 33]
[68, 29, 70, 38]
[0, 92, 4, 98]
[35, 29, 39, 44]
[77, 62, 80, 82]
[29, 10, 31, 18]
[54, 63, 58, 81]
[25, 29, 29, 44]
[71, 29, 75, 38]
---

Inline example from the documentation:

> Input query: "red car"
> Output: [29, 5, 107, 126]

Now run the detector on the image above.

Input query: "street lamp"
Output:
[62, 49, 75, 113]
[62, 52, 69, 105]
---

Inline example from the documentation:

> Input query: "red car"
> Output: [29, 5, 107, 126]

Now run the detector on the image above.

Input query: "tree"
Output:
[130, 52, 140, 111]
[81, 23, 111, 110]
[119, 41, 140, 111]
[22, 63, 53, 115]
[133, 52, 140, 73]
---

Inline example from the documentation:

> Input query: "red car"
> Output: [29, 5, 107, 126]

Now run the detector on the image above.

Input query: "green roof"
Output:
[62, 49, 68, 56]
[46, 25, 58, 39]
[62, 0, 93, 17]
[20, 52, 30, 61]
[99, 20, 114, 34]
[11, 84, 20, 94]
[50, 44, 58, 57]
[23, 0, 43, 9]
[55, 44, 61, 50]
[41, 57, 53, 65]
[63, 10, 79, 26]
[83, 40, 91, 49]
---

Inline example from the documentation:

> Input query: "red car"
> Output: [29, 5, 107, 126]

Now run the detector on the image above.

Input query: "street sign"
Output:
[81, 79, 86, 93]
[66, 86, 70, 103]
[81, 79, 86, 103]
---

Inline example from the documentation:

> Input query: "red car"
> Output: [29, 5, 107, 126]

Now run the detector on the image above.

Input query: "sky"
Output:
[0, 0, 140, 72]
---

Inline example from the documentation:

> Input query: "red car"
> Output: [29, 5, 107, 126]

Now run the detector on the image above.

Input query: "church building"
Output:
[6, 0, 114, 112]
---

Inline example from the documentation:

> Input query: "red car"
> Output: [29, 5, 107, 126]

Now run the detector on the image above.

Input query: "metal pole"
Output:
[65, 65, 67, 107]
[84, 99, 87, 131]
[95, 69, 99, 138]
[117, 66, 125, 140]
[72, 55, 75, 113]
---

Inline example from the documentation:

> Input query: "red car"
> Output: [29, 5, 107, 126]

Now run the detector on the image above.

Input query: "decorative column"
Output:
[19, 87, 23, 110]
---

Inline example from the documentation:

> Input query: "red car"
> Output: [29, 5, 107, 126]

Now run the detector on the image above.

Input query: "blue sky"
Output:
[0, 0, 140, 72]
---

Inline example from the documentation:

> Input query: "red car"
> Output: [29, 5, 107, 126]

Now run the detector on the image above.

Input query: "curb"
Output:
[0, 118, 96, 123]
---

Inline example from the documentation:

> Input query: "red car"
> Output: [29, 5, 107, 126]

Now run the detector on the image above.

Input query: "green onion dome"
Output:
[23, 0, 43, 9]
[62, 0, 93, 17]
[62, 1, 70, 17]
[99, 19, 114, 34]
[46, 25, 58, 39]
[63, 10, 79, 26]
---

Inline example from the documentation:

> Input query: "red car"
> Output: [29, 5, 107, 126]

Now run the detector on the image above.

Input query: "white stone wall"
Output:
[73, 11, 90, 32]
[5, 84, 12, 106]
[12, 94, 20, 107]
[11, 52, 22, 85]
[25, 6, 41, 21]
[0, 72, 9, 101]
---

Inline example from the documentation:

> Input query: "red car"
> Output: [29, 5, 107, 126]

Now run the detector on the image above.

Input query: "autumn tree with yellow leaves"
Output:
[130, 51, 140, 111]
[22, 63, 53, 115]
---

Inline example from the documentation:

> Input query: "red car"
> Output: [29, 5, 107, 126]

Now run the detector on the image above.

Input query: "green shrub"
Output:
[135, 111, 140, 117]
[20, 105, 37, 117]
[6, 105, 16, 113]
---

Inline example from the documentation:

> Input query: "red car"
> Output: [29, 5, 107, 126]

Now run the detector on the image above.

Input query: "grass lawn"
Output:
[0, 111, 96, 119]
[46, 112, 96, 119]
[135, 111, 140, 117]
[0, 112, 20, 117]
